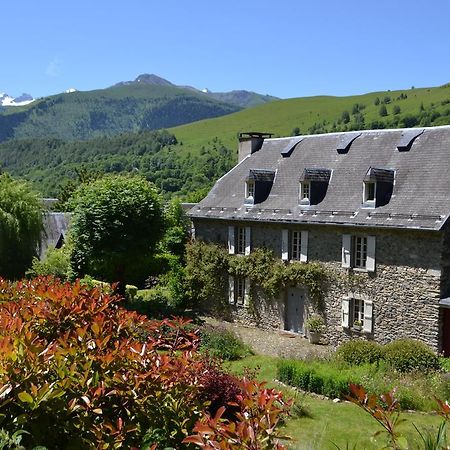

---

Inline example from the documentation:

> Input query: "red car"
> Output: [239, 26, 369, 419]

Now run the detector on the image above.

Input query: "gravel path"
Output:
[203, 317, 332, 360]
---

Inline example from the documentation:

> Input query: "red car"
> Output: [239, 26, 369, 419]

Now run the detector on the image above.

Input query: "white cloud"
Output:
[46, 58, 62, 77]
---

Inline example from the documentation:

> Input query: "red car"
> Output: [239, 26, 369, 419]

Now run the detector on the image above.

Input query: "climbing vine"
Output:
[185, 242, 329, 313]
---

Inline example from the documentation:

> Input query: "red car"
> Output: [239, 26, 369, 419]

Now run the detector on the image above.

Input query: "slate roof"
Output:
[189, 125, 450, 231]
[39, 212, 71, 259]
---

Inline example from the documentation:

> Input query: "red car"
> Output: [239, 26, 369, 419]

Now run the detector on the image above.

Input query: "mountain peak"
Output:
[134, 74, 174, 86]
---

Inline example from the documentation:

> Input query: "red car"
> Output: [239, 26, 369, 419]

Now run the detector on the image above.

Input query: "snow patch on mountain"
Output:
[0, 92, 34, 107]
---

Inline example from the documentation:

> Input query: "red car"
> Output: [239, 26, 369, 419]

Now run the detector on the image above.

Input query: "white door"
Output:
[286, 287, 305, 333]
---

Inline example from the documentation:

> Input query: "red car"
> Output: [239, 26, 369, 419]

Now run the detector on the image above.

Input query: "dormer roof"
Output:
[189, 125, 450, 231]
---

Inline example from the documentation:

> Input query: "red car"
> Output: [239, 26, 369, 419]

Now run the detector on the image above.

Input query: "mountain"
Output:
[0, 83, 240, 142]
[0, 92, 34, 107]
[113, 73, 279, 108]
[2, 83, 450, 200]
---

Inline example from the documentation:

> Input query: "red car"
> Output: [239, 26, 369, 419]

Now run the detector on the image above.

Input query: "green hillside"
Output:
[170, 83, 450, 158]
[0, 84, 240, 142]
[1, 83, 450, 200]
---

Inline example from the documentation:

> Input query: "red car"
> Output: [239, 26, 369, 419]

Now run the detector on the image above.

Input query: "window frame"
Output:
[291, 230, 301, 261]
[342, 234, 376, 272]
[236, 226, 246, 255]
[246, 180, 255, 199]
[228, 275, 250, 307]
[299, 181, 311, 205]
[342, 296, 373, 333]
[363, 181, 376, 208]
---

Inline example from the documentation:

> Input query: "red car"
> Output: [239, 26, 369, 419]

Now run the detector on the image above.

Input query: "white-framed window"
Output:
[363, 181, 376, 207]
[299, 181, 310, 204]
[342, 296, 373, 333]
[281, 229, 308, 262]
[353, 236, 367, 269]
[228, 225, 251, 255]
[246, 180, 255, 199]
[228, 276, 250, 307]
[342, 234, 376, 272]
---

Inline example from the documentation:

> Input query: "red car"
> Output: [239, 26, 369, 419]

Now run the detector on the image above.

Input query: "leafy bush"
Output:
[0, 276, 207, 448]
[184, 378, 292, 449]
[128, 286, 175, 318]
[383, 339, 439, 373]
[200, 324, 253, 361]
[336, 340, 384, 365]
[27, 246, 70, 280]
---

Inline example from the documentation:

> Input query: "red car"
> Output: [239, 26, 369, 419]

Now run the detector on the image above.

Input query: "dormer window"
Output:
[300, 181, 310, 204]
[246, 180, 255, 199]
[363, 168, 395, 208]
[245, 169, 275, 205]
[299, 168, 331, 206]
[363, 181, 376, 208]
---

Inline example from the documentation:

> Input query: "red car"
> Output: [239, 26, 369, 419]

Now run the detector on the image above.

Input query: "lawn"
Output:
[227, 355, 445, 450]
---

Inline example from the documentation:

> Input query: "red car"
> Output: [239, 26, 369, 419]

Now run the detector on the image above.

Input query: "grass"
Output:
[227, 355, 446, 450]
[169, 83, 450, 159]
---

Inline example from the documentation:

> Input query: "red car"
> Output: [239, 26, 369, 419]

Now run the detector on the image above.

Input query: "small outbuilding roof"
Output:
[39, 212, 71, 259]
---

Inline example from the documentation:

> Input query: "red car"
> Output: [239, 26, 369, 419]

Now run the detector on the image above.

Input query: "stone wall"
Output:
[193, 218, 443, 351]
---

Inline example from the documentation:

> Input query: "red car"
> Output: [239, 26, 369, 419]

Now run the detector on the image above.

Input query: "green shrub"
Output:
[199, 325, 253, 361]
[277, 360, 359, 399]
[26, 247, 70, 280]
[128, 287, 173, 318]
[336, 340, 384, 365]
[383, 339, 439, 373]
[125, 284, 138, 301]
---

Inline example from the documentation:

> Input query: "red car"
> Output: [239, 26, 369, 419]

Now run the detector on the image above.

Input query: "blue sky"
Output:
[3, 0, 450, 99]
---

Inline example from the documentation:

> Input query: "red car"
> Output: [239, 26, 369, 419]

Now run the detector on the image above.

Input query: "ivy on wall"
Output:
[185, 242, 329, 313]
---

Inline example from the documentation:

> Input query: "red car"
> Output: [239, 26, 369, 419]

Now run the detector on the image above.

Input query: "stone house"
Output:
[188, 126, 450, 353]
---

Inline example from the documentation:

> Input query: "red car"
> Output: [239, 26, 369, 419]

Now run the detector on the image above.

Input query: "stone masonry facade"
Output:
[193, 218, 444, 351]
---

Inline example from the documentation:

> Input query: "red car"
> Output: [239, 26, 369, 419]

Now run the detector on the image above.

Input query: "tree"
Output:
[69, 175, 164, 289]
[0, 173, 43, 279]
[341, 111, 350, 124]
[393, 105, 401, 115]
[379, 105, 388, 117]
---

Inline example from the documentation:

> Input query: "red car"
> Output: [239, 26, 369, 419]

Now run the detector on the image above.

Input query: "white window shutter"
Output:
[366, 236, 376, 272]
[342, 234, 352, 268]
[228, 226, 235, 254]
[244, 278, 250, 308]
[228, 276, 235, 304]
[342, 297, 350, 328]
[281, 229, 289, 261]
[300, 231, 308, 262]
[363, 300, 373, 333]
[245, 226, 251, 255]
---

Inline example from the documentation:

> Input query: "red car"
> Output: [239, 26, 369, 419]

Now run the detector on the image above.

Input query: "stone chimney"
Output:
[238, 132, 273, 163]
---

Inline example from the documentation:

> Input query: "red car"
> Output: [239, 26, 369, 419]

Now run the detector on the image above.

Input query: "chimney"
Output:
[238, 132, 273, 163]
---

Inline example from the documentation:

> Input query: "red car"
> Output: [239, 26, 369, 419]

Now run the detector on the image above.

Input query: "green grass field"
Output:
[170, 83, 450, 160]
[227, 355, 445, 450]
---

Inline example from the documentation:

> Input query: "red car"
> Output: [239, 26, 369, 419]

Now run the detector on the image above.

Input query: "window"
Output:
[228, 225, 251, 255]
[353, 236, 367, 269]
[291, 231, 301, 261]
[281, 229, 308, 262]
[300, 182, 310, 202]
[342, 296, 373, 333]
[299, 169, 331, 206]
[362, 168, 395, 208]
[228, 276, 250, 307]
[246, 180, 255, 199]
[363, 181, 376, 207]
[342, 234, 376, 272]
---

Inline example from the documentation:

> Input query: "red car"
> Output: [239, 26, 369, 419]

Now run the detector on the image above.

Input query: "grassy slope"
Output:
[170, 83, 450, 159]
[228, 355, 444, 450]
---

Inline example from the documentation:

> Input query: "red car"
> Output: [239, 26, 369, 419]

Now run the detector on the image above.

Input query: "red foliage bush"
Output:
[184, 377, 292, 449]
[0, 276, 204, 448]
[0, 276, 291, 449]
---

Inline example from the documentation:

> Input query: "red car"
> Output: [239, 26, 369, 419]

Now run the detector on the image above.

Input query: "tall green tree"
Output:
[0, 173, 43, 279]
[69, 175, 164, 289]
